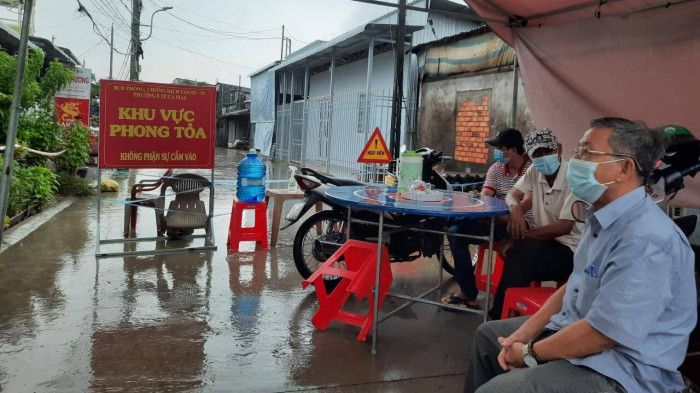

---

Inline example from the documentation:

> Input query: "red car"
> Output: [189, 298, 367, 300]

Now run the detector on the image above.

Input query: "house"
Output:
[171, 79, 251, 148]
[250, 0, 481, 176]
[216, 83, 251, 149]
[411, 25, 534, 173]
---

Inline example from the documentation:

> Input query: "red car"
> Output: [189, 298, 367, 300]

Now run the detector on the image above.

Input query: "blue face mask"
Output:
[493, 149, 508, 164]
[532, 154, 560, 175]
[566, 158, 621, 204]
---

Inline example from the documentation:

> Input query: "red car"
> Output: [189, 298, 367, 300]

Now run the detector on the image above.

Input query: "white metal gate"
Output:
[275, 90, 415, 177]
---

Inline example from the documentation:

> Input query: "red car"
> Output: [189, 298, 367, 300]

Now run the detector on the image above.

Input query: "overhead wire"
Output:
[77, 0, 135, 55]
[283, 27, 308, 45]
[78, 39, 104, 58]
[166, 13, 280, 39]
[147, 34, 257, 70]
[148, 0, 279, 35]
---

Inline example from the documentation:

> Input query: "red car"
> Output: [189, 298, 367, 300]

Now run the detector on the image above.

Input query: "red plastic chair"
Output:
[302, 240, 392, 342]
[227, 199, 269, 252]
[474, 243, 505, 295]
[501, 285, 563, 319]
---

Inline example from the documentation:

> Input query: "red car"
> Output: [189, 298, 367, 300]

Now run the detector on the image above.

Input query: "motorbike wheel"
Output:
[293, 210, 347, 287]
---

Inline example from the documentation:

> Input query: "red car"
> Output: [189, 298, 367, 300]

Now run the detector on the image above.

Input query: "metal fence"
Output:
[275, 90, 415, 178]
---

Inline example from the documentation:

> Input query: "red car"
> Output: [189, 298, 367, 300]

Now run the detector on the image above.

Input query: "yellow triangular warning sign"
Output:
[358, 128, 393, 164]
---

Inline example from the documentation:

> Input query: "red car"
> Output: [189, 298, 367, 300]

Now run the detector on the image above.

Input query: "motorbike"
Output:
[282, 148, 470, 286]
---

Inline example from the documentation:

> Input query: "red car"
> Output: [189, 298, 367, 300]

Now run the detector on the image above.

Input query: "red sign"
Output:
[358, 127, 393, 164]
[55, 97, 90, 127]
[99, 80, 216, 169]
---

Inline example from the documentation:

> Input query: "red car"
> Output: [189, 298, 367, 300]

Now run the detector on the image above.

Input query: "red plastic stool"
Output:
[227, 199, 269, 252]
[474, 243, 505, 295]
[302, 240, 392, 342]
[501, 286, 558, 319]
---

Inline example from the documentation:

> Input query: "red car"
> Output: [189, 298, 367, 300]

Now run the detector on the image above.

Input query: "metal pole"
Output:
[511, 57, 519, 127]
[287, 72, 294, 162]
[0, 0, 34, 247]
[94, 167, 102, 256]
[109, 24, 114, 79]
[484, 217, 496, 322]
[300, 63, 309, 166]
[389, 0, 406, 172]
[130, 0, 142, 81]
[437, 235, 444, 311]
[371, 213, 384, 355]
[327, 51, 335, 174]
[281, 73, 287, 159]
[207, 167, 215, 246]
[280, 25, 285, 61]
[365, 39, 375, 182]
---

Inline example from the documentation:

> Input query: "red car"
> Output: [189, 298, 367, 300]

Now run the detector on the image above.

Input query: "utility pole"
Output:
[286, 37, 292, 57]
[280, 25, 285, 60]
[389, 0, 406, 171]
[109, 24, 114, 79]
[130, 0, 142, 81]
[0, 0, 34, 246]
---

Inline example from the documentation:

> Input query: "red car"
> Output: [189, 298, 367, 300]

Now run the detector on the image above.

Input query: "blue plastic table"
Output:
[325, 186, 509, 354]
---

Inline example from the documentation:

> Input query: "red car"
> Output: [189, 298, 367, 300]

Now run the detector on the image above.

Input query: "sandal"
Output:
[441, 293, 481, 311]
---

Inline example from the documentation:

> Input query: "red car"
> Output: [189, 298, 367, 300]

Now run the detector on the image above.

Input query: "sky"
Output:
[29, 0, 463, 87]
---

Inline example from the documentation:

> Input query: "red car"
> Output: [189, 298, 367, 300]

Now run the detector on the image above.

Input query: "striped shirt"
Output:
[483, 160, 536, 228]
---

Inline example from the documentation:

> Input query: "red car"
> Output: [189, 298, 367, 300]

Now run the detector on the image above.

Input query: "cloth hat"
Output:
[524, 128, 559, 156]
[486, 128, 524, 149]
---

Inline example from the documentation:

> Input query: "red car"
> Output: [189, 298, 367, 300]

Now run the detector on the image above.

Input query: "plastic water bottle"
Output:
[288, 166, 298, 192]
[236, 149, 266, 202]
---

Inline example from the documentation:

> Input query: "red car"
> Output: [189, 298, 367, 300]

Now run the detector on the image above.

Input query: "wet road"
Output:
[0, 148, 481, 392]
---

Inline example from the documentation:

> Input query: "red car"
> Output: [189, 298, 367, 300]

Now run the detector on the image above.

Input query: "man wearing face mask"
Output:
[489, 128, 583, 320]
[465, 118, 696, 393]
[443, 128, 533, 310]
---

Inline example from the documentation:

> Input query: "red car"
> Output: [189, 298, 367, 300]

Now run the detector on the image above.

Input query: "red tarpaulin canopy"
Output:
[464, 0, 700, 207]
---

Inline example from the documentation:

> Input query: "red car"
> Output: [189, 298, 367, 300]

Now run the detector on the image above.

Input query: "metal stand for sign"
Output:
[94, 166, 217, 259]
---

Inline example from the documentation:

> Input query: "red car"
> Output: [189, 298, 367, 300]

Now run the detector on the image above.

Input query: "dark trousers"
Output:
[488, 238, 574, 320]
[465, 317, 626, 393]
[447, 219, 508, 300]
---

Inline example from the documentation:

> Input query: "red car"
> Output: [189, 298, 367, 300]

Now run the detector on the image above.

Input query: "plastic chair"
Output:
[501, 287, 558, 319]
[473, 243, 505, 295]
[227, 200, 269, 252]
[156, 173, 212, 238]
[123, 169, 173, 237]
[302, 240, 392, 342]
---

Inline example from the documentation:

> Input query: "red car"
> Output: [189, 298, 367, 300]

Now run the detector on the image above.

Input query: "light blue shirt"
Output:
[547, 187, 696, 393]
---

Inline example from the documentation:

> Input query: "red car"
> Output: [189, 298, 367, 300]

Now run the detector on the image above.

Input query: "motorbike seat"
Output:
[300, 167, 365, 187]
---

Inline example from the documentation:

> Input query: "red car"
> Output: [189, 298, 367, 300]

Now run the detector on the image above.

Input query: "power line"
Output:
[77, 0, 135, 54]
[87, 0, 130, 33]
[117, 41, 131, 79]
[148, 35, 257, 70]
[78, 39, 103, 58]
[283, 27, 308, 45]
[165, 13, 280, 39]
[148, 0, 279, 34]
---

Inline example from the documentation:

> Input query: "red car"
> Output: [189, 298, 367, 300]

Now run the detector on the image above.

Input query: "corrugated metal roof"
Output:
[263, 0, 479, 73]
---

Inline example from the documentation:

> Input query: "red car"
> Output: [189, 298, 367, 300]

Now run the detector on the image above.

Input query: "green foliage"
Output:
[0, 48, 75, 227]
[56, 172, 94, 196]
[0, 157, 58, 217]
[0, 49, 72, 142]
[39, 59, 73, 108]
[55, 122, 91, 173]
[17, 111, 62, 165]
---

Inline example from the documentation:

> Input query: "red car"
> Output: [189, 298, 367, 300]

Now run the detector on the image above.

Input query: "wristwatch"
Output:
[522, 342, 539, 367]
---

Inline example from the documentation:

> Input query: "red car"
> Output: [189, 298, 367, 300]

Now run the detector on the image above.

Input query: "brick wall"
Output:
[455, 95, 490, 163]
